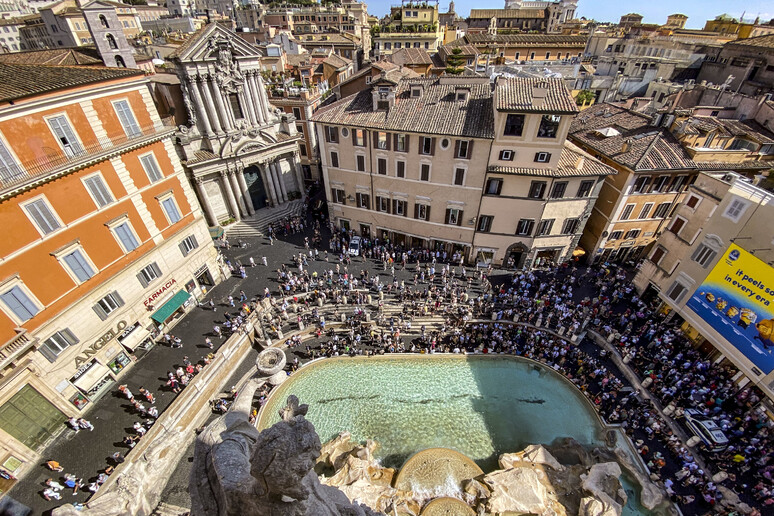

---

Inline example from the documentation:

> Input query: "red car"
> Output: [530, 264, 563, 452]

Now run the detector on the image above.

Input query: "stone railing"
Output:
[0, 329, 37, 371]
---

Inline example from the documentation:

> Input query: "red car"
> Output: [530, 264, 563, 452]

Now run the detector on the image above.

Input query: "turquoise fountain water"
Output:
[258, 354, 654, 515]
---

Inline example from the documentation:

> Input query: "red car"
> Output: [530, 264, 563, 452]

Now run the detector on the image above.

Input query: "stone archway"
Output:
[243, 164, 268, 210]
[504, 242, 529, 269]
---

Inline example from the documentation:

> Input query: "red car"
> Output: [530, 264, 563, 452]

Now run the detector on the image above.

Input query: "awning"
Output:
[117, 323, 149, 351]
[151, 290, 191, 324]
[72, 361, 112, 391]
[209, 226, 224, 239]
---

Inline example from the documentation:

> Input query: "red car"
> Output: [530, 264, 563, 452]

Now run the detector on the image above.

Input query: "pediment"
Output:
[175, 23, 262, 64]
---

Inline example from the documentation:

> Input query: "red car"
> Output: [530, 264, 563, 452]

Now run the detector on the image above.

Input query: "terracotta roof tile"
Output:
[490, 141, 617, 177]
[0, 47, 102, 66]
[495, 77, 578, 114]
[313, 77, 494, 139]
[0, 63, 142, 103]
[388, 48, 433, 66]
[465, 33, 587, 46]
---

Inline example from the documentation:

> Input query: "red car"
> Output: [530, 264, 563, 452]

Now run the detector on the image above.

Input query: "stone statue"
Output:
[189, 393, 383, 516]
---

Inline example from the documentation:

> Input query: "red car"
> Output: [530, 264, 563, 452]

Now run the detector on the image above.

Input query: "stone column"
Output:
[220, 170, 241, 220]
[272, 160, 288, 202]
[229, 167, 248, 217]
[261, 163, 278, 206]
[200, 76, 222, 133]
[243, 74, 261, 125]
[187, 79, 212, 135]
[236, 166, 255, 215]
[249, 72, 267, 125]
[288, 153, 304, 196]
[240, 89, 257, 126]
[221, 90, 237, 129]
[211, 79, 232, 132]
[194, 177, 217, 225]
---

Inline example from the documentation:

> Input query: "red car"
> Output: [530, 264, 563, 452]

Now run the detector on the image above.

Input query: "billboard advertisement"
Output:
[686, 244, 774, 374]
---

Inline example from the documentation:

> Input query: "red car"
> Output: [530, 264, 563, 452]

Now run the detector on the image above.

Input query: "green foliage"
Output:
[445, 46, 464, 75]
[575, 89, 595, 106]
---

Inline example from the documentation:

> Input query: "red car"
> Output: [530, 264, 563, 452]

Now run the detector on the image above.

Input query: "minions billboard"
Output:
[686, 244, 774, 374]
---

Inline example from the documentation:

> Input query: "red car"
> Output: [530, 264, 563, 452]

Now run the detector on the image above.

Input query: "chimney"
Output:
[532, 81, 548, 108]
[621, 139, 632, 153]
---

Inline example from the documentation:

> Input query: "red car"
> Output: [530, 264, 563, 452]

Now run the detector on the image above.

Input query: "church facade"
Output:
[170, 24, 304, 226]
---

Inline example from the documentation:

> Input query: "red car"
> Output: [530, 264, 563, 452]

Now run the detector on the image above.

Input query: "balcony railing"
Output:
[0, 117, 176, 196]
[0, 328, 37, 371]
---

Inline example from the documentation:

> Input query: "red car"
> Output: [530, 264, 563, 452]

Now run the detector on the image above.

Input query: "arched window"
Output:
[106, 33, 117, 50]
[115, 55, 125, 67]
[99, 14, 109, 28]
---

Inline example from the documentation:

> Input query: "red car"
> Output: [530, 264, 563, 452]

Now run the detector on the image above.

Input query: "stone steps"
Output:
[226, 200, 304, 238]
[153, 502, 190, 516]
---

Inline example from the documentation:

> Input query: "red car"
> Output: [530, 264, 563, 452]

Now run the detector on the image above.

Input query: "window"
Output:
[330, 151, 339, 168]
[499, 149, 514, 161]
[486, 178, 503, 195]
[356, 155, 365, 172]
[377, 131, 388, 149]
[293, 107, 302, 120]
[137, 262, 162, 288]
[669, 175, 688, 192]
[504, 114, 525, 136]
[454, 168, 465, 186]
[577, 180, 594, 197]
[395, 133, 407, 152]
[395, 43, 401, 49]
[325, 126, 338, 143]
[62, 249, 95, 282]
[395, 160, 406, 178]
[445, 208, 463, 226]
[653, 202, 672, 218]
[632, 176, 652, 193]
[455, 140, 471, 159]
[140, 154, 163, 183]
[668, 217, 686, 235]
[376, 196, 390, 212]
[393, 199, 407, 216]
[39, 329, 78, 362]
[537, 115, 560, 138]
[93, 291, 124, 320]
[516, 218, 535, 236]
[534, 152, 551, 163]
[415, 203, 430, 220]
[440, 138, 450, 150]
[106, 33, 118, 50]
[562, 218, 580, 234]
[0, 138, 23, 182]
[161, 196, 182, 224]
[625, 229, 641, 239]
[24, 198, 60, 235]
[113, 222, 139, 252]
[608, 230, 623, 240]
[332, 188, 345, 204]
[667, 281, 688, 303]
[0, 285, 39, 322]
[550, 181, 567, 199]
[651, 175, 669, 193]
[692, 243, 718, 268]
[300, 145, 307, 157]
[179, 234, 199, 256]
[356, 193, 370, 209]
[420, 136, 434, 155]
[113, 100, 141, 137]
[99, 14, 109, 28]
[353, 129, 365, 147]
[420, 163, 430, 181]
[48, 115, 82, 157]
[650, 246, 666, 265]
[638, 203, 653, 219]
[536, 219, 554, 236]
[84, 175, 113, 207]
[477, 215, 493, 232]
[723, 198, 748, 222]
[378, 158, 387, 175]
[528, 181, 546, 199]
[545, 52, 551, 59]
[620, 204, 635, 220]
[456, 92, 467, 102]
[228, 93, 244, 120]
[686, 195, 701, 209]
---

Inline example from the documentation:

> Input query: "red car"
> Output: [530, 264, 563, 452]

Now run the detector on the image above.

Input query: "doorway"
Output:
[360, 224, 371, 239]
[0, 385, 66, 450]
[505, 242, 529, 269]
[244, 165, 268, 210]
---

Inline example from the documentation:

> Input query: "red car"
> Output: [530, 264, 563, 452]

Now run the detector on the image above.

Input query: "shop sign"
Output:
[74, 320, 127, 368]
[144, 279, 177, 307]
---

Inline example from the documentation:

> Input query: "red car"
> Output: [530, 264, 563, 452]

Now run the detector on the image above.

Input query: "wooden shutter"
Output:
[457, 210, 464, 226]
[404, 134, 410, 152]
[331, 127, 338, 143]
[454, 139, 461, 158]
[414, 203, 419, 219]
[373, 131, 379, 148]
[137, 270, 150, 288]
[386, 133, 391, 150]
[356, 193, 362, 207]
[93, 302, 108, 321]
[392, 199, 397, 215]
[425, 205, 431, 220]
[152, 262, 162, 277]
[429, 137, 436, 156]
[465, 140, 473, 159]
[534, 152, 541, 162]
[352, 129, 357, 146]
[393, 133, 399, 150]
[445, 208, 451, 224]
[178, 241, 189, 257]
[386, 198, 391, 214]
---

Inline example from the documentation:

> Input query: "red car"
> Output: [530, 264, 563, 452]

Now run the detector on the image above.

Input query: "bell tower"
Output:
[81, 1, 137, 68]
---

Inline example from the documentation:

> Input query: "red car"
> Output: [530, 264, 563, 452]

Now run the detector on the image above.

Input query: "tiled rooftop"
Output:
[490, 141, 618, 178]
[495, 77, 579, 114]
[469, 9, 545, 19]
[389, 48, 433, 66]
[465, 33, 588, 46]
[0, 47, 102, 66]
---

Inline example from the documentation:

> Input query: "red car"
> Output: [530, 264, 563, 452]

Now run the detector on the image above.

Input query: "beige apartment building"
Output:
[313, 76, 615, 267]
[633, 172, 774, 401]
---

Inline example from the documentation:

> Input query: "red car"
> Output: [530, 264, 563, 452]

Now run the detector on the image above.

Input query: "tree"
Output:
[445, 47, 464, 75]
[575, 89, 595, 106]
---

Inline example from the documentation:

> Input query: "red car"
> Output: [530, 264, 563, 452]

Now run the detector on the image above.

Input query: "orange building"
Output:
[0, 63, 222, 476]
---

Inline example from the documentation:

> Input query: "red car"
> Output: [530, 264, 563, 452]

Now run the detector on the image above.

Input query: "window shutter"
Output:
[152, 262, 162, 276]
[393, 133, 398, 149]
[352, 129, 357, 146]
[191, 235, 199, 248]
[137, 271, 149, 288]
[39, 343, 58, 363]
[179, 241, 188, 256]
[385, 198, 391, 214]
[112, 291, 125, 307]
[372, 132, 379, 148]
[392, 199, 397, 214]
[425, 206, 431, 220]
[332, 127, 338, 142]
[466, 140, 473, 159]
[386, 133, 391, 150]
[457, 210, 464, 226]
[414, 203, 419, 219]
[445, 208, 451, 224]
[534, 152, 541, 162]
[454, 139, 461, 157]
[404, 135, 410, 152]
[356, 193, 362, 207]
[429, 137, 436, 156]
[93, 303, 108, 321]
[496, 180, 503, 195]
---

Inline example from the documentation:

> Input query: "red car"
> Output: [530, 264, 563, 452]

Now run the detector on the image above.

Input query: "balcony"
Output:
[0, 117, 176, 199]
[0, 329, 38, 372]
